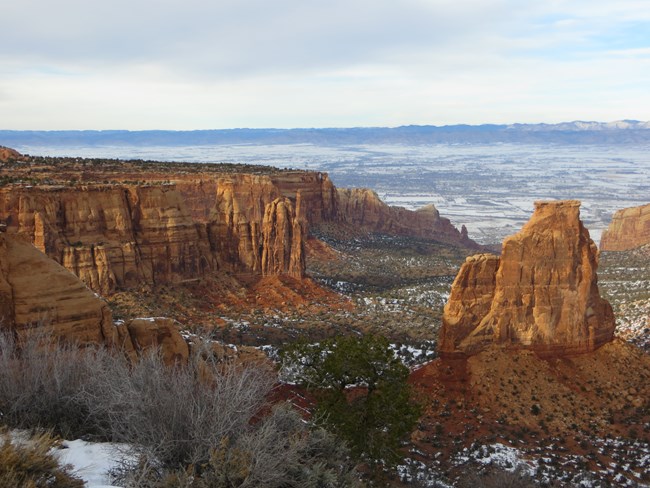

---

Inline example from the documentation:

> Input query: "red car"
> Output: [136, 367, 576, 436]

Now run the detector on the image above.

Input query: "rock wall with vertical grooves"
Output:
[440, 200, 615, 357]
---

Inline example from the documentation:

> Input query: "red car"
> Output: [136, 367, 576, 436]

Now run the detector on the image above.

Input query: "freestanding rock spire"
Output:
[440, 200, 615, 357]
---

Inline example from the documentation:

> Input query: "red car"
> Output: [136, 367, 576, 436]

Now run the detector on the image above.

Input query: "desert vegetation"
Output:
[282, 335, 421, 472]
[0, 332, 360, 487]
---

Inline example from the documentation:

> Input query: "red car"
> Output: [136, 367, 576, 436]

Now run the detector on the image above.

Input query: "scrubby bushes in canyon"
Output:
[0, 332, 359, 487]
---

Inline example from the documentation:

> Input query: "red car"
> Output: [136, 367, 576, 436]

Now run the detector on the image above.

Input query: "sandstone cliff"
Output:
[336, 188, 478, 247]
[440, 200, 615, 356]
[0, 230, 123, 347]
[0, 178, 308, 292]
[600, 202, 650, 251]
[0, 229, 191, 363]
[0, 165, 478, 294]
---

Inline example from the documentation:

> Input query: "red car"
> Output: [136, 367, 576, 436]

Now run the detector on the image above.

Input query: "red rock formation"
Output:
[336, 188, 478, 248]
[0, 180, 306, 292]
[0, 229, 191, 362]
[440, 200, 615, 357]
[0, 231, 123, 347]
[600, 203, 650, 251]
[125, 317, 189, 365]
[261, 196, 305, 278]
[0, 146, 24, 163]
[0, 161, 476, 295]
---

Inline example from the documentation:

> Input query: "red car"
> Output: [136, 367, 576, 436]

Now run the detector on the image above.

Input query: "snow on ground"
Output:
[56, 439, 130, 488]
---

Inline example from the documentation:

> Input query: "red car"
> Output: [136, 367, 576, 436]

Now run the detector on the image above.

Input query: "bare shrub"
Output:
[0, 331, 359, 486]
[146, 405, 360, 488]
[89, 349, 276, 471]
[0, 331, 114, 438]
[0, 429, 84, 487]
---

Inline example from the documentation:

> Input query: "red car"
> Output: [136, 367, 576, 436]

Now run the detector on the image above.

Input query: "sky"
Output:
[1, 0, 649, 130]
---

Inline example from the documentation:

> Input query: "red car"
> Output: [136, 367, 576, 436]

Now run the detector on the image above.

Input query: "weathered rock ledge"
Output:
[0, 149, 479, 294]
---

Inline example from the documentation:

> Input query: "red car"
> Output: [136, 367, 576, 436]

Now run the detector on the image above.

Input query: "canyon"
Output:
[1, 147, 649, 486]
[0, 150, 475, 299]
[410, 200, 649, 486]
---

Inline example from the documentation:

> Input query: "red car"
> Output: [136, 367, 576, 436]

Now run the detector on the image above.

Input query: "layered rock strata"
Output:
[336, 188, 477, 247]
[0, 230, 189, 362]
[600, 203, 650, 251]
[0, 179, 307, 292]
[0, 170, 477, 294]
[440, 200, 615, 357]
[0, 230, 123, 346]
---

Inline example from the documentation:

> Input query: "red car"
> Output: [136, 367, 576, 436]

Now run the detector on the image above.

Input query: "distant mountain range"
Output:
[2, 120, 650, 147]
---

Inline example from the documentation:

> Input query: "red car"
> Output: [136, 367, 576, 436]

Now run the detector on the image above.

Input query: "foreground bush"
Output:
[0, 332, 359, 486]
[0, 429, 83, 488]
[0, 332, 109, 438]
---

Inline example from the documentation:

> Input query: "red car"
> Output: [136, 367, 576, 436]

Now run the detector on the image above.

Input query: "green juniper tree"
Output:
[281, 334, 421, 471]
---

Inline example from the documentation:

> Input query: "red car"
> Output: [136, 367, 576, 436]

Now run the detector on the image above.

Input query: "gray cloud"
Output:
[2, 0, 526, 76]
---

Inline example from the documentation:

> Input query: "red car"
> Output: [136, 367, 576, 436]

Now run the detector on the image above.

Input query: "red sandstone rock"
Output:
[261, 196, 305, 279]
[336, 188, 478, 247]
[125, 317, 189, 365]
[440, 200, 615, 356]
[0, 231, 124, 348]
[0, 167, 476, 295]
[600, 202, 650, 251]
[0, 147, 24, 163]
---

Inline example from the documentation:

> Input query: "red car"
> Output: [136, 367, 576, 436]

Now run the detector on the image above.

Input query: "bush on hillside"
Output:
[0, 331, 360, 487]
[0, 429, 84, 488]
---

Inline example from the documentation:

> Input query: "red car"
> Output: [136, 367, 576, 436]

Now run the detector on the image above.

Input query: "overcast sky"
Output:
[1, 0, 648, 130]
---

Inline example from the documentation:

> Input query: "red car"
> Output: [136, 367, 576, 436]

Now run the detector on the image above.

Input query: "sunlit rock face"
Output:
[600, 202, 650, 251]
[0, 178, 308, 292]
[440, 200, 615, 357]
[335, 188, 479, 248]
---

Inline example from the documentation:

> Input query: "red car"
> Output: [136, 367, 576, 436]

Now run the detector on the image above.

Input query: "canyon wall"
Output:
[336, 188, 478, 247]
[0, 177, 309, 292]
[0, 230, 190, 363]
[440, 200, 615, 357]
[0, 167, 476, 294]
[600, 203, 650, 251]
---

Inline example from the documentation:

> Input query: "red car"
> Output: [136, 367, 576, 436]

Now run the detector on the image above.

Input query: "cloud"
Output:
[1, 0, 648, 128]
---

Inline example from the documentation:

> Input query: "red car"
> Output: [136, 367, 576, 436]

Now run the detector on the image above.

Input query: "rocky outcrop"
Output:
[0, 180, 307, 292]
[600, 203, 650, 251]
[0, 231, 124, 347]
[125, 317, 189, 365]
[0, 161, 477, 294]
[336, 188, 478, 247]
[0, 146, 24, 163]
[0, 229, 191, 362]
[261, 196, 305, 278]
[440, 200, 615, 357]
